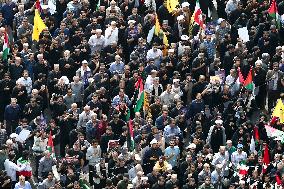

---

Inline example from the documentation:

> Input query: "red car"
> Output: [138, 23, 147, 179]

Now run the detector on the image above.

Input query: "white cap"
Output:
[41, 5, 49, 9]
[274, 136, 282, 141]
[173, 79, 180, 83]
[182, 2, 190, 8]
[187, 143, 196, 149]
[110, 21, 117, 25]
[174, 94, 180, 100]
[239, 180, 246, 185]
[95, 29, 102, 33]
[150, 138, 158, 145]
[135, 154, 141, 161]
[60, 76, 69, 85]
[10, 133, 18, 139]
[128, 20, 136, 25]
[23, 43, 29, 47]
[216, 164, 223, 169]
[88, 78, 94, 83]
[82, 60, 88, 64]
[255, 59, 263, 65]
[177, 15, 185, 21]
[215, 120, 223, 124]
[217, 18, 225, 24]
[181, 35, 189, 41]
[168, 49, 174, 53]
[6, 139, 13, 145]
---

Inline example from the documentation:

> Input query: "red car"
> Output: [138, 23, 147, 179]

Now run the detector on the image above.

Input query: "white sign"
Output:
[17, 130, 31, 142]
[238, 27, 250, 42]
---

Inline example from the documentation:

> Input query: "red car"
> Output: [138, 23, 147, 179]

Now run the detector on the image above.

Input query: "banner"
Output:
[265, 125, 284, 142]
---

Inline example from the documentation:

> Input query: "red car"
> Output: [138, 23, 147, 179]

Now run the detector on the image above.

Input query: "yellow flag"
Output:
[272, 99, 284, 123]
[154, 14, 161, 36]
[166, 0, 179, 13]
[32, 9, 47, 41]
[166, 0, 173, 13]
[188, 13, 195, 34]
[143, 91, 149, 112]
[163, 32, 169, 46]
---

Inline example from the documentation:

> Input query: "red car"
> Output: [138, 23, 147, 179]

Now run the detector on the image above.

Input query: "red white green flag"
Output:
[134, 77, 144, 113]
[262, 144, 270, 173]
[238, 164, 248, 177]
[253, 127, 260, 145]
[193, 0, 205, 29]
[47, 131, 55, 158]
[17, 157, 32, 177]
[128, 119, 135, 151]
[2, 31, 9, 60]
[238, 67, 254, 90]
[243, 67, 253, 90]
[268, 0, 280, 28]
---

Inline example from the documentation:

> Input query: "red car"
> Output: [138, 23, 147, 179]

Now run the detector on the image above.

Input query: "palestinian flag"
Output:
[134, 77, 144, 113]
[125, 108, 130, 121]
[253, 127, 260, 145]
[276, 174, 282, 185]
[128, 119, 135, 151]
[238, 67, 245, 84]
[48, 131, 55, 158]
[243, 67, 253, 90]
[238, 67, 254, 90]
[193, 0, 205, 29]
[262, 144, 270, 173]
[268, 0, 280, 28]
[2, 31, 9, 60]
[17, 157, 32, 177]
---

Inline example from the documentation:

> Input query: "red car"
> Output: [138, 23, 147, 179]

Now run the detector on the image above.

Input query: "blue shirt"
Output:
[15, 126, 33, 135]
[1, 3, 16, 26]
[4, 104, 21, 122]
[203, 39, 216, 59]
[163, 125, 181, 144]
[109, 62, 125, 74]
[164, 146, 180, 167]
[111, 95, 131, 107]
[53, 28, 70, 37]
[14, 181, 32, 189]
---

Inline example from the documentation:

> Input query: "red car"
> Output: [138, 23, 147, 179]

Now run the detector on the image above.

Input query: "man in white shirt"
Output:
[104, 21, 118, 47]
[88, 29, 105, 54]
[17, 70, 32, 94]
[231, 144, 247, 166]
[145, 70, 158, 92]
[146, 44, 162, 69]
[4, 152, 26, 187]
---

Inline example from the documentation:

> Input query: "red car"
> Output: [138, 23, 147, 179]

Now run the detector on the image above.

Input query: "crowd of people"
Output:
[0, 0, 283, 188]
